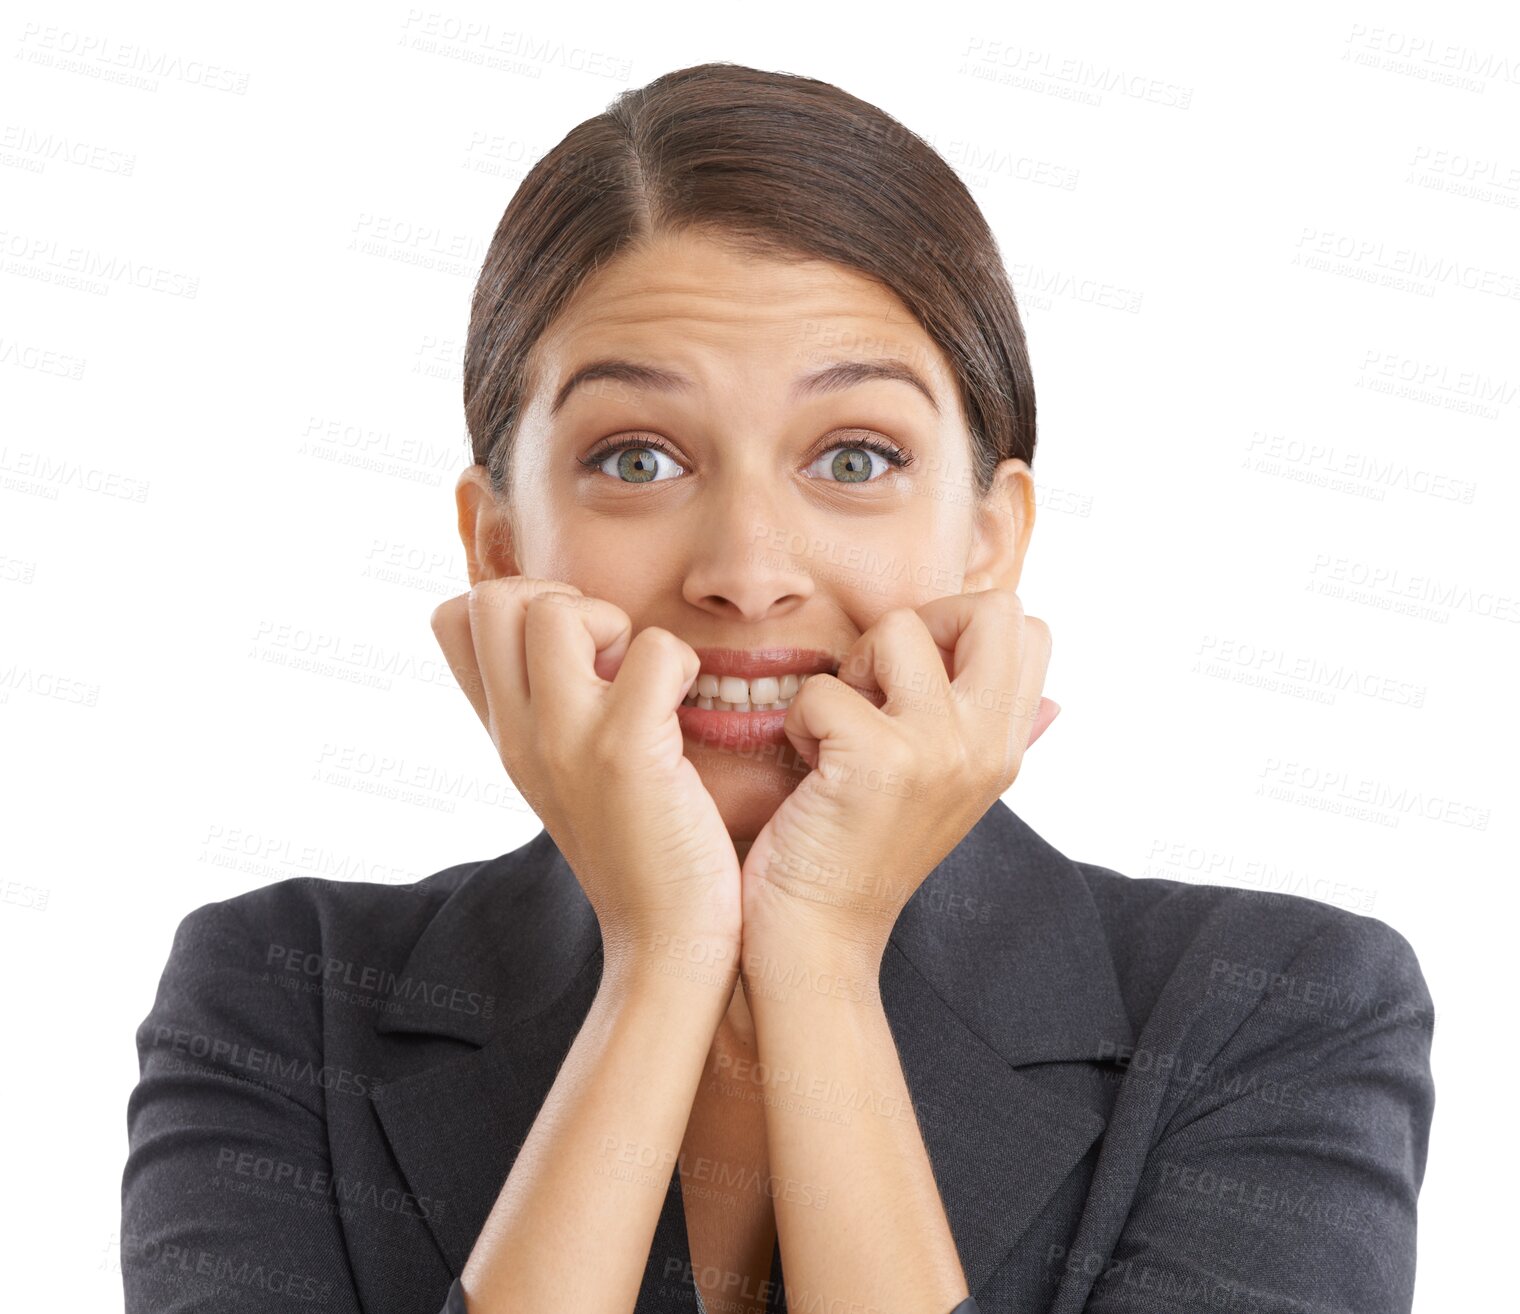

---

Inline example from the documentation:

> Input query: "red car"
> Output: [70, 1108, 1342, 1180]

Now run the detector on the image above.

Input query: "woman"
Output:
[121, 62, 1435, 1314]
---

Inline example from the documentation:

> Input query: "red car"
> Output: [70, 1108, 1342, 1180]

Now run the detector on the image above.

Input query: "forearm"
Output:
[745, 940, 969, 1314]
[460, 948, 736, 1311]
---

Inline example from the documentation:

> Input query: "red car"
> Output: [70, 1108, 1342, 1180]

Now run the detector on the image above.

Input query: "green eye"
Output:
[614, 448, 659, 482]
[579, 433, 913, 484]
[830, 448, 873, 482]
[806, 439, 912, 483]
[581, 441, 685, 483]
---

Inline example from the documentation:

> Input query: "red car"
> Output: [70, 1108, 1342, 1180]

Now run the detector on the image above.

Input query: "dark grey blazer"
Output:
[121, 799, 1435, 1313]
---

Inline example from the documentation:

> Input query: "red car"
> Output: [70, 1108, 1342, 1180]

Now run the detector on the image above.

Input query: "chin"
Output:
[696, 746, 807, 844]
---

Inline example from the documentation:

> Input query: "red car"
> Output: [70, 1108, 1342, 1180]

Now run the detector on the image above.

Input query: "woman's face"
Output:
[456, 228, 1033, 843]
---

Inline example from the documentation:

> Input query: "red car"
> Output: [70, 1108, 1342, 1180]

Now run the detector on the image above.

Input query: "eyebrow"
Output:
[548, 356, 943, 417]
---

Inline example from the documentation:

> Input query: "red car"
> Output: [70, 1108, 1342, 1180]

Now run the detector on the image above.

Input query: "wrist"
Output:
[739, 927, 885, 1013]
[599, 926, 741, 1006]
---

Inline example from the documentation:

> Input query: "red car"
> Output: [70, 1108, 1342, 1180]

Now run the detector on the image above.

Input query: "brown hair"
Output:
[464, 61, 1036, 502]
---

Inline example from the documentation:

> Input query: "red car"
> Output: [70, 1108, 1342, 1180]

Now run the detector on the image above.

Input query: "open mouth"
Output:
[679, 670, 830, 713]
[676, 649, 845, 749]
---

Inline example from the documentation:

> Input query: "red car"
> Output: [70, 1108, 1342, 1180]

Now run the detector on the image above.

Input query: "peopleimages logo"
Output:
[119, 1232, 331, 1303]
[147, 1025, 382, 1098]
[264, 944, 496, 1017]
[215, 1148, 447, 1221]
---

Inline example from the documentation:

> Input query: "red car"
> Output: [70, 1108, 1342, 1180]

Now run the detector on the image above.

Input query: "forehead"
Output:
[525, 229, 956, 400]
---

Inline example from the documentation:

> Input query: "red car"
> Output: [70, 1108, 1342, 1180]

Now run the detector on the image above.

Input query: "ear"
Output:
[961, 457, 1034, 594]
[454, 464, 521, 585]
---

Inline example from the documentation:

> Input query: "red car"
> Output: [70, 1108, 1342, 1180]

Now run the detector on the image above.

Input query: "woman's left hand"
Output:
[739, 587, 1058, 973]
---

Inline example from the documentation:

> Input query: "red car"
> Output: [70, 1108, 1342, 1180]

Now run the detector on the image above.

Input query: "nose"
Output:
[680, 488, 814, 622]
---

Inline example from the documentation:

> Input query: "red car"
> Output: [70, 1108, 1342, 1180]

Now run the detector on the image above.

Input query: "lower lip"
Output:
[677, 702, 793, 753]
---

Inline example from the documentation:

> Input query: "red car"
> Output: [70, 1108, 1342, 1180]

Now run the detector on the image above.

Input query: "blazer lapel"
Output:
[367, 828, 591, 1253]
[877, 798, 1135, 1297]
[370, 801, 1134, 1308]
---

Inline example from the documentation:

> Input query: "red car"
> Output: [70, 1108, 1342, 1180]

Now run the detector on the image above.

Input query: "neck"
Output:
[720, 837, 755, 1050]
[717, 974, 757, 1052]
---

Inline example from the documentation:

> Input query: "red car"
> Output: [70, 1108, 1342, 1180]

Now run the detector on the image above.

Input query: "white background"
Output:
[2, 1, 1515, 1309]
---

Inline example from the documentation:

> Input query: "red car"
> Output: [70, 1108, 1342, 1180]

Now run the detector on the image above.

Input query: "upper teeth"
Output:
[682, 672, 814, 711]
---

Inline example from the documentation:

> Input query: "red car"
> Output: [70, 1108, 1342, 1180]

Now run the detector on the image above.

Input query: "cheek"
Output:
[822, 513, 968, 615]
[516, 507, 623, 587]
[537, 522, 676, 617]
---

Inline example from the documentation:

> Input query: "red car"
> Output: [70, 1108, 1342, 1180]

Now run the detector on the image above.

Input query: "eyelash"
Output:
[578, 433, 917, 479]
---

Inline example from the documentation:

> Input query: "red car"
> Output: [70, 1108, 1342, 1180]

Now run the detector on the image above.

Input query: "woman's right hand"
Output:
[430, 577, 742, 983]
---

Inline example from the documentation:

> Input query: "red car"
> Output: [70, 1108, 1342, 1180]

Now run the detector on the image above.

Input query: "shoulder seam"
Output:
[192, 894, 334, 1123]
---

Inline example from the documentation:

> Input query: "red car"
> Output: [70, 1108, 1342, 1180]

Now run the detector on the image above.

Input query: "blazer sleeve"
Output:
[1077, 911, 1435, 1314]
[121, 896, 375, 1313]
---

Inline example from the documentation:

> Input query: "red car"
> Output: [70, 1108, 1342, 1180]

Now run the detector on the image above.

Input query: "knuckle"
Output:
[523, 591, 567, 625]
[524, 587, 593, 636]
[430, 594, 467, 643]
[636, 623, 675, 648]
[879, 731, 917, 774]
[988, 587, 1025, 620]
[635, 625, 692, 663]
[527, 581, 572, 604]
[803, 671, 843, 699]
[467, 577, 515, 616]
